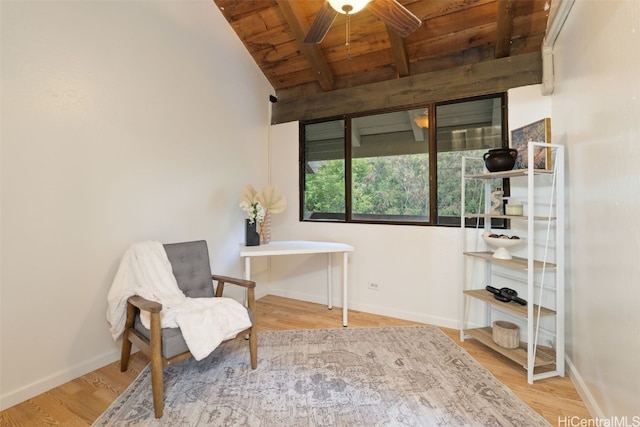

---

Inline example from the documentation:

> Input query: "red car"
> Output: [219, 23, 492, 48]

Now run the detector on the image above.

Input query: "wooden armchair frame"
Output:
[119, 275, 257, 418]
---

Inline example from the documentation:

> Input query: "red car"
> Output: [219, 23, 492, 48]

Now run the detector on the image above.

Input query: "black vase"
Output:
[245, 219, 260, 246]
[483, 148, 517, 172]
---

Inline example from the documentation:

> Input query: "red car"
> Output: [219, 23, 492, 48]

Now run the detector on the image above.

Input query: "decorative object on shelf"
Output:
[260, 212, 272, 244]
[255, 184, 287, 244]
[240, 185, 266, 247]
[240, 184, 287, 245]
[244, 219, 260, 246]
[483, 148, 517, 172]
[485, 285, 527, 305]
[481, 231, 524, 260]
[492, 321, 520, 349]
[490, 187, 503, 215]
[505, 198, 523, 216]
[510, 118, 552, 170]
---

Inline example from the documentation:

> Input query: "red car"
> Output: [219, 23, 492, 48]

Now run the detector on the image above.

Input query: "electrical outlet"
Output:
[368, 282, 380, 291]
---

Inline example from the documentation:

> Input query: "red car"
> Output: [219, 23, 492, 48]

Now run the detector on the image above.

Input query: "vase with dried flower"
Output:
[239, 200, 264, 246]
[240, 184, 287, 244]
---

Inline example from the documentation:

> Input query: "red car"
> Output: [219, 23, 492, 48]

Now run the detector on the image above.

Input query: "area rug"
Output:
[93, 325, 550, 426]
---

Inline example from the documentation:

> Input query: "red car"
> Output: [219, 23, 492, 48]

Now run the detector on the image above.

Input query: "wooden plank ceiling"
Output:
[214, 0, 551, 122]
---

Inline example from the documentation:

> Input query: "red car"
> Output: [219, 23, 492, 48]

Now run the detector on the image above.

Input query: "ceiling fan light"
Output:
[328, 0, 371, 15]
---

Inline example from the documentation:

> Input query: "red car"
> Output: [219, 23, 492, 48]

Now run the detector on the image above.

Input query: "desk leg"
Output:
[327, 253, 332, 310]
[343, 252, 348, 327]
[242, 256, 251, 340]
[243, 256, 251, 307]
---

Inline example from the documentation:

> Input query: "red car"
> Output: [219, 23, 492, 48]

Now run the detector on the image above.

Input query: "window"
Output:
[301, 94, 507, 226]
[435, 97, 505, 225]
[302, 120, 346, 221]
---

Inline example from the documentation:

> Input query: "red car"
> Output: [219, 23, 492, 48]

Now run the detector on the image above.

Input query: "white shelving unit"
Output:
[460, 142, 565, 384]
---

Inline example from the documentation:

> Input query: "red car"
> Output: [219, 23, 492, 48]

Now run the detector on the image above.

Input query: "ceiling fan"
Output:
[303, 0, 422, 44]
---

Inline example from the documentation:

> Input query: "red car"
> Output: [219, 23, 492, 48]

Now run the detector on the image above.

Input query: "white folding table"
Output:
[239, 240, 354, 326]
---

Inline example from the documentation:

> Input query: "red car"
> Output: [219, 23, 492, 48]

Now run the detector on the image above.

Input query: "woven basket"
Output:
[492, 321, 519, 349]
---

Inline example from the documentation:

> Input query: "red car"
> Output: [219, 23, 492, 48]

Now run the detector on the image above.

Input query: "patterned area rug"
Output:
[94, 325, 550, 426]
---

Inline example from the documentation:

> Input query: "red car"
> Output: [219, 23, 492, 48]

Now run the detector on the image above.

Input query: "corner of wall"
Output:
[565, 355, 603, 419]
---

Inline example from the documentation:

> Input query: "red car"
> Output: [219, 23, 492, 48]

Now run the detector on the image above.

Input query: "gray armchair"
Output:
[119, 240, 257, 418]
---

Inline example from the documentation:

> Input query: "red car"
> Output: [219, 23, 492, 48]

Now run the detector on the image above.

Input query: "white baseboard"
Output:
[0, 349, 121, 411]
[266, 288, 460, 330]
[565, 354, 602, 419]
[255, 287, 271, 301]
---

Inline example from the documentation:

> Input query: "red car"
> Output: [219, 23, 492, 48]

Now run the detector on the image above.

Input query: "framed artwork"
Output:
[510, 118, 552, 170]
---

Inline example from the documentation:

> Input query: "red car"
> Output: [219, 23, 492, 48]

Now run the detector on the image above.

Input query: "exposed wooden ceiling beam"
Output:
[495, 0, 515, 58]
[276, 0, 334, 91]
[272, 52, 542, 124]
[386, 24, 410, 78]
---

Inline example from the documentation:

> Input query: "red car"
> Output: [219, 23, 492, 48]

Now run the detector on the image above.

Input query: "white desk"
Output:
[239, 241, 354, 326]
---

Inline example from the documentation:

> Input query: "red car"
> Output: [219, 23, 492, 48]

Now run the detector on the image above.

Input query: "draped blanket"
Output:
[106, 241, 251, 360]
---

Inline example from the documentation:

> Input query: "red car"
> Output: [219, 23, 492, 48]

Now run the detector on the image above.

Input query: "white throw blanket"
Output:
[106, 241, 252, 361]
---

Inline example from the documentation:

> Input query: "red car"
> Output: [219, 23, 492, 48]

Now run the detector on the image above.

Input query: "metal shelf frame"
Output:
[460, 142, 565, 384]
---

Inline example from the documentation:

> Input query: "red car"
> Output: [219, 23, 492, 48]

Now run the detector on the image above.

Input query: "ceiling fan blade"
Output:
[367, 0, 422, 38]
[303, 1, 339, 43]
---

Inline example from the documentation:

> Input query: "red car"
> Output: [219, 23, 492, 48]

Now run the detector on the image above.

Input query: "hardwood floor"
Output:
[1, 295, 589, 426]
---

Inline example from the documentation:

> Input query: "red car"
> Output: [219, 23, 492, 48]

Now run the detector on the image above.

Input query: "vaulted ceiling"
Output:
[214, 0, 552, 123]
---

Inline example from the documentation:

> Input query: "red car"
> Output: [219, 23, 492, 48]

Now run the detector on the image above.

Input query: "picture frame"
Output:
[510, 118, 552, 170]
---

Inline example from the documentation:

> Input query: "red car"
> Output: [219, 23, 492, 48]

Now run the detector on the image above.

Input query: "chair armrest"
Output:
[212, 275, 256, 307]
[127, 295, 162, 313]
[211, 274, 256, 289]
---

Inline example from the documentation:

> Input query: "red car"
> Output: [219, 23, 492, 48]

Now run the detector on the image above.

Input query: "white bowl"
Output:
[482, 232, 524, 260]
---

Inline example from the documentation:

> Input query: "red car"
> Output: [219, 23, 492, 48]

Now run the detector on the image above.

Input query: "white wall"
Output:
[509, 85, 551, 130]
[0, 1, 273, 409]
[551, 0, 640, 418]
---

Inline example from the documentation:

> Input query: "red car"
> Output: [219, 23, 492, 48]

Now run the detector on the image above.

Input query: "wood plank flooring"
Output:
[1, 295, 589, 426]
